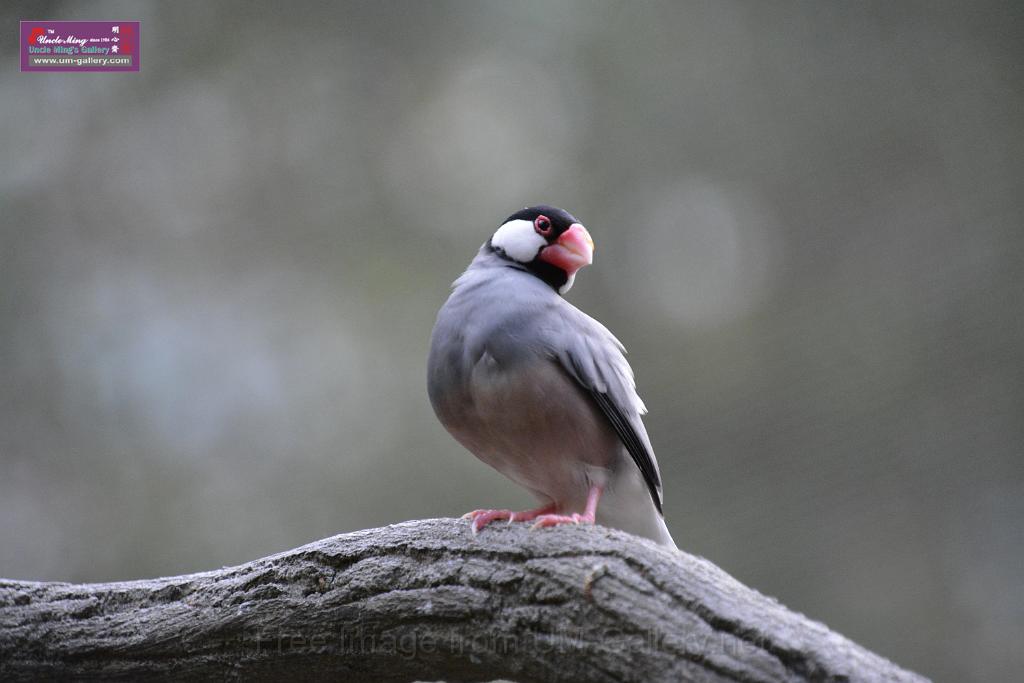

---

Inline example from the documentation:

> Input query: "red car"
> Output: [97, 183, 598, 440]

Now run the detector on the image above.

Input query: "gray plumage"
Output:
[428, 242, 675, 547]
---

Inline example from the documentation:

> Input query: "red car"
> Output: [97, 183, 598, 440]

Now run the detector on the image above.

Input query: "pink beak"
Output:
[538, 223, 594, 276]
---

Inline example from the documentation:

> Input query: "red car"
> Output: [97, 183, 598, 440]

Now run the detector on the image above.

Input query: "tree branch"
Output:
[0, 518, 927, 682]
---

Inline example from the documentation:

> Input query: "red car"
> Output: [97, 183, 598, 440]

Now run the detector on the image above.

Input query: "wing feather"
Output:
[553, 312, 664, 513]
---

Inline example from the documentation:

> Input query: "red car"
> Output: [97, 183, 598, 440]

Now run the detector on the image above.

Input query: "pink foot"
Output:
[529, 484, 604, 532]
[531, 512, 595, 529]
[462, 503, 557, 534]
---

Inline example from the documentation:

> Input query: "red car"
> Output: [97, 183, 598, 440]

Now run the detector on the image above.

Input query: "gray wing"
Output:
[548, 306, 664, 513]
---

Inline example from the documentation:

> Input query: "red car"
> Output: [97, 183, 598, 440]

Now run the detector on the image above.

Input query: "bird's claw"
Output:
[530, 512, 595, 530]
[462, 509, 514, 534]
[462, 503, 559, 534]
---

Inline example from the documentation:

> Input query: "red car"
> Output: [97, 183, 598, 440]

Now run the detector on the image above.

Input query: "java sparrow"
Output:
[427, 205, 675, 547]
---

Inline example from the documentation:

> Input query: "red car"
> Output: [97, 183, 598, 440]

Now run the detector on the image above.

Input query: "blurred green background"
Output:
[2, 1, 1022, 680]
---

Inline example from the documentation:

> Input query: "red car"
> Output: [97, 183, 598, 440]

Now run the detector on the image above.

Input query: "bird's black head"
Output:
[488, 205, 594, 294]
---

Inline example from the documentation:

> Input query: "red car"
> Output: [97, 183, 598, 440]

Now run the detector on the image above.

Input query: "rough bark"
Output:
[0, 518, 927, 682]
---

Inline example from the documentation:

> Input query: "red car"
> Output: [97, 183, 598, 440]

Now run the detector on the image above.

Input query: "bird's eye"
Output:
[534, 216, 553, 236]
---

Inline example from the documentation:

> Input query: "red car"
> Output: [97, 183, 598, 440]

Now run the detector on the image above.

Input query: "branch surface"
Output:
[0, 518, 928, 682]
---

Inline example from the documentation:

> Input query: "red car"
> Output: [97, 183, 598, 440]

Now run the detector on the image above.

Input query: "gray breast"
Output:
[427, 272, 621, 508]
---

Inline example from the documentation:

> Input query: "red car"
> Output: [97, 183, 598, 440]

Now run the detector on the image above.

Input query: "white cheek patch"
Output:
[491, 219, 546, 263]
[558, 272, 576, 294]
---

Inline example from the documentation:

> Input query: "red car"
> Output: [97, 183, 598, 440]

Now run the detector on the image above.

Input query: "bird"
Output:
[427, 205, 675, 547]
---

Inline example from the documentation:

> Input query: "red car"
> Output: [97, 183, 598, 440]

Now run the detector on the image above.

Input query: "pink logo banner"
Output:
[21, 21, 139, 72]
